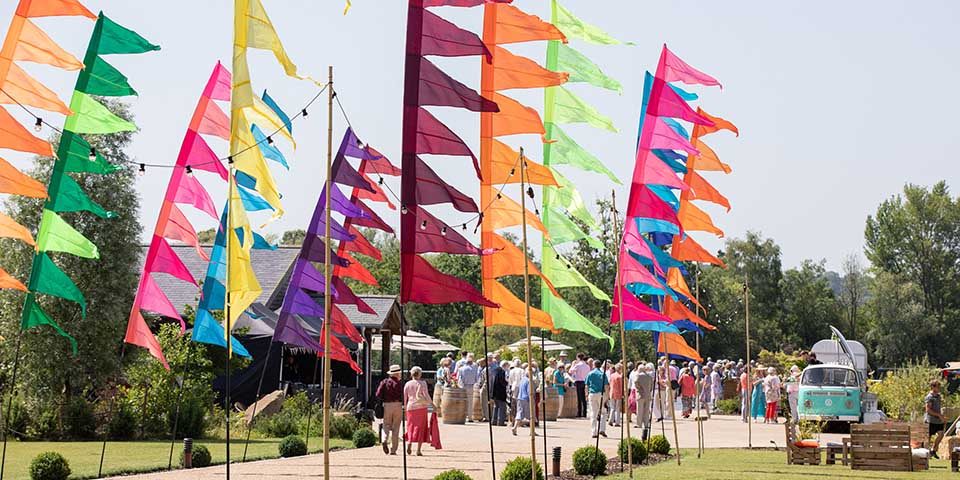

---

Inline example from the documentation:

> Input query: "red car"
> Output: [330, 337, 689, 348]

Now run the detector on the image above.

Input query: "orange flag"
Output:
[666, 267, 701, 309]
[490, 93, 545, 138]
[21, 0, 96, 19]
[658, 332, 702, 362]
[492, 46, 568, 91]
[488, 140, 557, 186]
[689, 138, 731, 173]
[672, 235, 725, 267]
[0, 266, 27, 292]
[663, 296, 715, 331]
[0, 212, 35, 246]
[687, 170, 730, 211]
[678, 200, 723, 237]
[0, 106, 53, 156]
[335, 251, 379, 287]
[13, 19, 84, 70]
[484, 186, 548, 236]
[485, 3, 566, 45]
[0, 63, 70, 114]
[484, 280, 553, 329]
[484, 233, 560, 297]
[695, 108, 738, 137]
[0, 156, 46, 198]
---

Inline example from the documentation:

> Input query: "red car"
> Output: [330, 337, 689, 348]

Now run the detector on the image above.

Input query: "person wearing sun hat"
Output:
[376, 364, 404, 454]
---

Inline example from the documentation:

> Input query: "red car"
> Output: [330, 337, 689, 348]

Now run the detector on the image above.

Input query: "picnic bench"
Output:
[785, 423, 820, 465]
[849, 423, 912, 472]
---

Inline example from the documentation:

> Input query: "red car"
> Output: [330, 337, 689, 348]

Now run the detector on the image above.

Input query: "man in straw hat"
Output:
[375, 364, 404, 454]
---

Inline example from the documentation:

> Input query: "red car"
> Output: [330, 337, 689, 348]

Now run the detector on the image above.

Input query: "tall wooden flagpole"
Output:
[519, 148, 537, 480]
[322, 65, 334, 480]
[611, 190, 632, 478]
[744, 273, 752, 449]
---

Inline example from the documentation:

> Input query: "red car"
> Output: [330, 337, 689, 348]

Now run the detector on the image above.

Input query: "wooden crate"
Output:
[785, 423, 821, 465]
[849, 423, 912, 472]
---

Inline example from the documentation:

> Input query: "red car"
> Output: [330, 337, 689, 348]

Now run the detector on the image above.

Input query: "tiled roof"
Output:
[136, 244, 301, 314]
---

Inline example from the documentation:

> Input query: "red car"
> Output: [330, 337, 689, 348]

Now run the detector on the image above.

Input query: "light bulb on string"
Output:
[266, 136, 274, 145]
[441, 226, 447, 236]
[185, 166, 194, 177]
[400, 204, 408, 215]
[301, 108, 308, 118]
[88, 148, 96, 161]
[138, 163, 145, 176]
[420, 220, 427, 230]
[34, 117, 42, 132]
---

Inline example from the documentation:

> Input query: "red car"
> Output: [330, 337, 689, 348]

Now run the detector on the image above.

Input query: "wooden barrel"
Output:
[433, 384, 443, 417]
[722, 378, 737, 400]
[441, 386, 467, 424]
[559, 387, 578, 418]
[543, 388, 559, 421]
[472, 388, 484, 420]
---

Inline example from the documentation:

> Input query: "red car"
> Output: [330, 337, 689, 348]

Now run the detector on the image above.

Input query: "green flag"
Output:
[36, 209, 99, 259]
[547, 124, 620, 184]
[544, 206, 604, 249]
[95, 13, 161, 55]
[32, 253, 87, 317]
[558, 44, 622, 93]
[555, 2, 629, 46]
[543, 242, 610, 302]
[64, 91, 137, 134]
[544, 294, 613, 349]
[48, 174, 114, 219]
[57, 131, 120, 175]
[82, 56, 136, 97]
[544, 168, 598, 230]
[21, 295, 78, 354]
[553, 86, 617, 133]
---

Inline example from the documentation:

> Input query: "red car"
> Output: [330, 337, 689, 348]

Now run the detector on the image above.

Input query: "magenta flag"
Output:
[647, 76, 714, 126]
[172, 172, 218, 220]
[414, 156, 479, 212]
[633, 148, 688, 191]
[150, 236, 198, 286]
[419, 8, 490, 58]
[138, 275, 184, 328]
[649, 117, 700, 155]
[657, 45, 721, 88]
[401, 253, 498, 307]
[416, 107, 481, 178]
[180, 131, 228, 180]
[204, 61, 232, 101]
[625, 184, 682, 227]
[413, 206, 486, 255]
[610, 285, 671, 324]
[622, 218, 664, 276]
[351, 199, 393, 233]
[619, 251, 666, 292]
[419, 58, 498, 112]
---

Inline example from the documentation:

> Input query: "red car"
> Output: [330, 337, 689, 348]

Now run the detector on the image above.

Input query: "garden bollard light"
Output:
[183, 438, 193, 468]
[552, 446, 561, 477]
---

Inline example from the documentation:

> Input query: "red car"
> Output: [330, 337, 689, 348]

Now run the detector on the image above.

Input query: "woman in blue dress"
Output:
[750, 367, 766, 420]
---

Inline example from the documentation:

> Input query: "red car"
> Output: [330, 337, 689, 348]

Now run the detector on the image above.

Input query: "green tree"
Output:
[779, 260, 840, 349]
[865, 181, 960, 320]
[863, 271, 943, 366]
[280, 229, 306, 246]
[197, 227, 216, 244]
[722, 232, 784, 350]
[838, 253, 868, 339]
[0, 99, 142, 406]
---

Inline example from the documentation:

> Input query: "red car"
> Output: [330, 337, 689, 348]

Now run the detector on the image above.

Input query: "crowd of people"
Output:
[374, 350, 816, 456]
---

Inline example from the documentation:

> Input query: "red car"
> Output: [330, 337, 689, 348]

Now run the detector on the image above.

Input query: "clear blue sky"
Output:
[4, 0, 959, 270]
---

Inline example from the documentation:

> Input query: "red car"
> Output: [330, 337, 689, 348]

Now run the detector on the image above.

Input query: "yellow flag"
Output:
[225, 176, 261, 330]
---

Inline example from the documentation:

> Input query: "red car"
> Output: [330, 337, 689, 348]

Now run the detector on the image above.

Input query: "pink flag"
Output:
[163, 205, 209, 261]
[138, 274, 185, 329]
[172, 172, 218, 220]
[649, 117, 699, 155]
[611, 285, 671, 324]
[647, 77, 714, 126]
[619, 250, 665, 291]
[196, 101, 230, 140]
[125, 309, 169, 369]
[148, 236, 197, 286]
[180, 131, 228, 180]
[658, 45, 721, 88]
[204, 61, 232, 101]
[625, 184, 682, 228]
[633, 148, 688, 191]
[622, 219, 664, 276]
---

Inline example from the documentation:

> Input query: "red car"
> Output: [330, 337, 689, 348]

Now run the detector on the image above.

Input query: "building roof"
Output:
[137, 244, 301, 314]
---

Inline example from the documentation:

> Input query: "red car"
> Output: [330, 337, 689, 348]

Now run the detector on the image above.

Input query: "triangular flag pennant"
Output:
[36, 209, 98, 258]
[64, 91, 137, 134]
[22, 296, 77, 354]
[32, 253, 86, 316]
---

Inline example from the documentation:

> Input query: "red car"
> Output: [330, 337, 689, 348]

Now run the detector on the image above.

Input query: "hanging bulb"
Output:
[34, 117, 43, 133]
[266, 136, 274, 145]
[555, 254, 560, 260]
[534, 208, 540, 216]
[462, 223, 467, 231]
[509, 168, 515, 177]
[400, 204, 408, 214]
[496, 193, 502, 199]
[138, 163, 146, 176]
[420, 220, 427, 230]
[88, 148, 96, 161]
[301, 108, 309, 118]
[227, 156, 234, 164]
[441, 226, 447, 236]
[378, 177, 384, 185]
[185, 166, 194, 177]
[527, 187, 534, 199]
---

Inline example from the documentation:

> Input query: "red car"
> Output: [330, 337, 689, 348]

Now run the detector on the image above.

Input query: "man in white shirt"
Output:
[508, 359, 523, 426]
[570, 353, 591, 417]
[458, 354, 478, 422]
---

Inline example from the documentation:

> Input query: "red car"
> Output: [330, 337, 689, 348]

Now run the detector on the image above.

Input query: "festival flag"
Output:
[656, 332, 702, 362]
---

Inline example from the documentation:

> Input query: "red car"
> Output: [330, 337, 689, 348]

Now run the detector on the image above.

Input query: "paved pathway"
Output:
[114, 415, 844, 480]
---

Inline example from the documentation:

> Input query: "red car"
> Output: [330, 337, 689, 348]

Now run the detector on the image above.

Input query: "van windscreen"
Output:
[801, 367, 858, 387]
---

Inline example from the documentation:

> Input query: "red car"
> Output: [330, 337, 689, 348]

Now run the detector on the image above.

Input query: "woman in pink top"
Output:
[608, 364, 624, 427]
[679, 368, 696, 418]
[404, 366, 433, 455]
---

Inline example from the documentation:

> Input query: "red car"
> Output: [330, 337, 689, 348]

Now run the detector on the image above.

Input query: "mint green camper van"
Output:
[797, 326, 867, 423]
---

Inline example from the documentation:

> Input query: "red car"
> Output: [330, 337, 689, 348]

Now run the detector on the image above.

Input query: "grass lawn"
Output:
[607, 449, 952, 480]
[2, 436, 352, 480]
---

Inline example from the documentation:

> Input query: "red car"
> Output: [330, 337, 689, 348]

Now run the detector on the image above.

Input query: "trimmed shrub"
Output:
[715, 398, 739, 415]
[279, 435, 307, 457]
[433, 469, 473, 480]
[180, 444, 211, 468]
[618, 437, 648, 464]
[107, 402, 138, 440]
[352, 428, 377, 448]
[330, 414, 358, 439]
[572, 446, 606, 476]
[29, 452, 70, 480]
[500, 456, 543, 480]
[63, 397, 97, 439]
[648, 435, 671, 455]
[256, 410, 300, 438]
